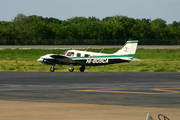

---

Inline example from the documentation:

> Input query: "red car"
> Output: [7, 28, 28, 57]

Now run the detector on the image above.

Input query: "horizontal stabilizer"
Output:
[131, 58, 141, 61]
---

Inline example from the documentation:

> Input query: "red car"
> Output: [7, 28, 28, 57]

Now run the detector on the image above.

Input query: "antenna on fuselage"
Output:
[85, 46, 90, 51]
[99, 48, 104, 53]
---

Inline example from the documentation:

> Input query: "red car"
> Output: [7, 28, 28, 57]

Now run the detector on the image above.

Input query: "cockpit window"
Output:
[67, 52, 74, 57]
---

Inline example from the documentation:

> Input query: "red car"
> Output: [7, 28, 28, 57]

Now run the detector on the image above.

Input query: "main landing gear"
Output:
[80, 66, 85, 72]
[49, 65, 85, 72]
[69, 64, 86, 72]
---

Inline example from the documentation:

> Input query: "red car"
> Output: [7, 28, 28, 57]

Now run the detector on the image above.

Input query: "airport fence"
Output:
[0, 39, 180, 45]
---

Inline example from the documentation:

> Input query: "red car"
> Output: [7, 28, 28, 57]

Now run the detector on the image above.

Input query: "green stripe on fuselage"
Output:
[69, 54, 134, 66]
[97, 54, 135, 58]
[70, 54, 135, 59]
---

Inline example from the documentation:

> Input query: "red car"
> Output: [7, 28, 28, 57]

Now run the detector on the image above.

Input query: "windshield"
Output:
[61, 51, 67, 56]
[67, 52, 74, 57]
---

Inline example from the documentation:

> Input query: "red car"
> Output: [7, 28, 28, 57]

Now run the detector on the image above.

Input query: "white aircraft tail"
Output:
[113, 39, 138, 58]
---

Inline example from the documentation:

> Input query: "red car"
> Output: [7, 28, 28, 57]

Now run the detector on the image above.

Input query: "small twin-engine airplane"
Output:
[38, 39, 140, 72]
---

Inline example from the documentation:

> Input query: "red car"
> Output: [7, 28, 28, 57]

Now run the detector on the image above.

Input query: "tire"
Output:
[50, 67, 55, 72]
[80, 67, 85, 72]
[69, 68, 74, 72]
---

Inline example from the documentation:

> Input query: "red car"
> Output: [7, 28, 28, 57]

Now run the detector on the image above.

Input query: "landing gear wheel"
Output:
[69, 68, 74, 72]
[80, 66, 85, 72]
[50, 66, 55, 72]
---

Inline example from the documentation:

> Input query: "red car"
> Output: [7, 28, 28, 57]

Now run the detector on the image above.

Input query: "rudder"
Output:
[113, 39, 138, 57]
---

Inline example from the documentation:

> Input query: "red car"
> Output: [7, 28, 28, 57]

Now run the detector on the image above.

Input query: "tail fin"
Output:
[113, 39, 138, 58]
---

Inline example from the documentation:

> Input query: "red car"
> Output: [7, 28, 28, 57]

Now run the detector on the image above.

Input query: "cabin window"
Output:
[84, 54, 90, 58]
[67, 52, 74, 57]
[77, 53, 81, 57]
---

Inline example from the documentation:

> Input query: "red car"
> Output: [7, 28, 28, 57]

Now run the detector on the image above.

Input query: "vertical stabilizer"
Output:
[113, 39, 138, 58]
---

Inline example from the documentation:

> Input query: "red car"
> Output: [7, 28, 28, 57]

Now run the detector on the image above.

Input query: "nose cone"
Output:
[37, 58, 44, 62]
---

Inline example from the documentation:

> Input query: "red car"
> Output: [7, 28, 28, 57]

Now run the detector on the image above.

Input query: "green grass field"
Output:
[0, 48, 180, 72]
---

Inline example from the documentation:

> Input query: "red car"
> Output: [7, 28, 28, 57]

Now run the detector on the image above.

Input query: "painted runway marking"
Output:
[72, 88, 180, 94]
[1, 83, 180, 94]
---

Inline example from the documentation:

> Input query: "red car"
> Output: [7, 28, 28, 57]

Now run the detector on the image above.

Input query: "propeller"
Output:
[42, 58, 45, 63]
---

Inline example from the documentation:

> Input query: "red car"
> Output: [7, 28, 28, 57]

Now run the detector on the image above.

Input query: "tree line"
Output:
[0, 13, 180, 43]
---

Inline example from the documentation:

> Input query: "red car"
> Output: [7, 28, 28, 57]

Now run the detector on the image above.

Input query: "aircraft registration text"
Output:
[86, 58, 109, 64]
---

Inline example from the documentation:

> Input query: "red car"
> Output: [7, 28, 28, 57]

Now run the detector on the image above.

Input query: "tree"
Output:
[67, 16, 88, 24]
[1, 14, 180, 45]
[13, 13, 27, 22]
[130, 19, 151, 39]
[150, 18, 167, 39]
[13, 13, 28, 40]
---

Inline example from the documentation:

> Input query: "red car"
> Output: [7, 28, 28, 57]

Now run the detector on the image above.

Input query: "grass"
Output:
[0, 49, 180, 72]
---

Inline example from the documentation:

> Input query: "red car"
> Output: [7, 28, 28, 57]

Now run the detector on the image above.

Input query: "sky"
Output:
[0, 0, 180, 24]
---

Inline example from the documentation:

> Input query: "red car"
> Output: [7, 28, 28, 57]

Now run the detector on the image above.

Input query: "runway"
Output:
[0, 72, 180, 108]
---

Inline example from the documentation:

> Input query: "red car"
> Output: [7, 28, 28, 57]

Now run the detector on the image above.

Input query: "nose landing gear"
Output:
[69, 68, 74, 72]
[69, 64, 74, 72]
[50, 66, 55, 72]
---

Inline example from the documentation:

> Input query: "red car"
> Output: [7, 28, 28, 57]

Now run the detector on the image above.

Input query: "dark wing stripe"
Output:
[50, 55, 82, 65]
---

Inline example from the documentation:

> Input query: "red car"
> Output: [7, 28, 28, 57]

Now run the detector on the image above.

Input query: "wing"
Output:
[50, 55, 81, 65]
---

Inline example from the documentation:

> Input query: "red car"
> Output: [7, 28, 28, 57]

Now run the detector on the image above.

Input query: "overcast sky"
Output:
[0, 0, 179, 24]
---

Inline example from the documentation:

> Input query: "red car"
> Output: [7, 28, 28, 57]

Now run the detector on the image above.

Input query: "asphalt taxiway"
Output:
[0, 72, 180, 108]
